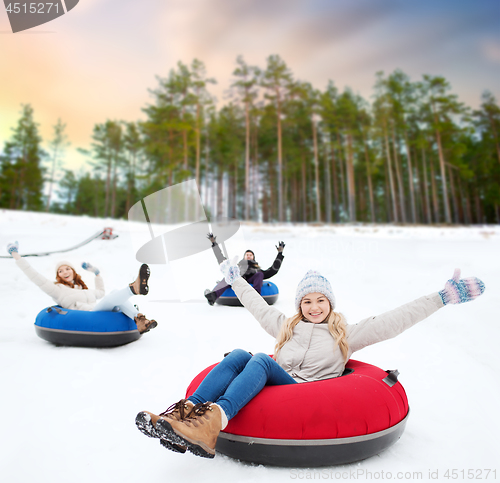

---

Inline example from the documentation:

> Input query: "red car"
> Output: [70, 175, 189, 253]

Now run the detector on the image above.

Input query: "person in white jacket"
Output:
[7, 241, 157, 334]
[136, 259, 485, 459]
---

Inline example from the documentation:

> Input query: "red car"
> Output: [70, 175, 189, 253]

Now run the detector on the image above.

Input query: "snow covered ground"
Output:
[1, 209, 499, 483]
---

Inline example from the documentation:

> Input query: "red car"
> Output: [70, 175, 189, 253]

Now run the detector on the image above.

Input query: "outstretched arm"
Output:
[7, 241, 61, 299]
[348, 269, 485, 354]
[81, 262, 105, 298]
[347, 293, 444, 353]
[261, 241, 285, 279]
[220, 257, 286, 338]
[207, 233, 226, 265]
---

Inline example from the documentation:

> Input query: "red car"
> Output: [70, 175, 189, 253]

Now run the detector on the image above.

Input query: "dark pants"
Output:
[211, 271, 265, 300]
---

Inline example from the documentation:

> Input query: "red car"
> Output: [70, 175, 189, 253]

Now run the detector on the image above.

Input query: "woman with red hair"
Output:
[6, 241, 157, 334]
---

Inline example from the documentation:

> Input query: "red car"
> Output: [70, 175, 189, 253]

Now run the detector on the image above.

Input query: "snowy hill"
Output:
[0, 209, 499, 483]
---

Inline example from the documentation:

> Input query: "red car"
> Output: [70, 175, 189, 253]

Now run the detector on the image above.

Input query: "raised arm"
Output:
[261, 241, 285, 279]
[347, 293, 444, 353]
[220, 257, 286, 338]
[348, 269, 485, 354]
[81, 262, 105, 299]
[207, 233, 226, 265]
[232, 278, 287, 338]
[8, 241, 55, 293]
[14, 256, 62, 300]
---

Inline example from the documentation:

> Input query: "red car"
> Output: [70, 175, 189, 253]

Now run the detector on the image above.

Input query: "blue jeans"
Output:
[188, 349, 297, 420]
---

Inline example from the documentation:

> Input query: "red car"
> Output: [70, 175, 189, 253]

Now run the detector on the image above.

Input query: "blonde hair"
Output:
[273, 309, 349, 362]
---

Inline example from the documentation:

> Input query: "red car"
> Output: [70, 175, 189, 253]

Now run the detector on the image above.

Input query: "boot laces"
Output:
[159, 399, 192, 419]
[182, 402, 213, 427]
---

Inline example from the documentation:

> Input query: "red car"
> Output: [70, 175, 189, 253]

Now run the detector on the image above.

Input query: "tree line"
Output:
[1, 55, 500, 224]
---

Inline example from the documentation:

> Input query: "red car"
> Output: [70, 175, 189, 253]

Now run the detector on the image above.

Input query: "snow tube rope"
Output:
[0, 228, 116, 258]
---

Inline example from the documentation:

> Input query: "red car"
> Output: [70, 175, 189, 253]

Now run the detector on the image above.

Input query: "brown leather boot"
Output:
[134, 313, 157, 334]
[156, 402, 222, 459]
[136, 400, 194, 453]
[129, 264, 150, 295]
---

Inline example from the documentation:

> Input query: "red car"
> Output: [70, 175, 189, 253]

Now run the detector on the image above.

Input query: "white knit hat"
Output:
[55, 260, 77, 274]
[295, 270, 336, 311]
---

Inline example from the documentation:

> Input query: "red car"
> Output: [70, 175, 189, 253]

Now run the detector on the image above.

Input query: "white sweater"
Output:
[231, 277, 444, 382]
[15, 258, 105, 311]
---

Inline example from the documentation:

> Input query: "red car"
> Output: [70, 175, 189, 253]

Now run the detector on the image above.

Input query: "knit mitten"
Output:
[220, 256, 241, 285]
[7, 241, 19, 255]
[81, 262, 100, 276]
[276, 241, 285, 253]
[439, 269, 485, 305]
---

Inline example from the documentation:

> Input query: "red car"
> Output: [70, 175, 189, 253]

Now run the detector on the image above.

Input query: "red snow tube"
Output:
[185, 358, 409, 467]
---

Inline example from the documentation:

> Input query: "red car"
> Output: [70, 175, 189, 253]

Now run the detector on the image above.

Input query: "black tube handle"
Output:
[383, 369, 400, 387]
[46, 306, 68, 315]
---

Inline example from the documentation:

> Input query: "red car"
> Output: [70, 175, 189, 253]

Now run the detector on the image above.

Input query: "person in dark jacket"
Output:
[203, 233, 285, 305]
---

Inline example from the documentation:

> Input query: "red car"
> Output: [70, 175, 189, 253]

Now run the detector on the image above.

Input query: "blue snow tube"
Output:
[215, 281, 279, 307]
[35, 306, 141, 348]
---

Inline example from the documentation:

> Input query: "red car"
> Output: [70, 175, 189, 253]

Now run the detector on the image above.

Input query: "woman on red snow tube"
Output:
[136, 260, 485, 463]
[6, 241, 158, 335]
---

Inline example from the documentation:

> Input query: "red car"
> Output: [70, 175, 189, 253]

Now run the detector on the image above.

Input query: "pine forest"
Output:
[1, 55, 500, 224]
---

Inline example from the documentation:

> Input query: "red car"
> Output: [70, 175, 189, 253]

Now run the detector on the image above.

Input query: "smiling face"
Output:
[300, 292, 331, 324]
[244, 251, 254, 261]
[57, 265, 75, 284]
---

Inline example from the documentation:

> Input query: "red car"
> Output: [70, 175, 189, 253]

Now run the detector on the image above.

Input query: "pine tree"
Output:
[373, 74, 398, 222]
[337, 89, 360, 222]
[261, 55, 293, 221]
[123, 122, 142, 214]
[57, 169, 78, 213]
[0, 104, 45, 210]
[419, 75, 466, 224]
[231, 55, 260, 220]
[319, 82, 341, 222]
[190, 59, 216, 198]
[87, 121, 123, 218]
[45, 118, 69, 212]
[474, 91, 500, 165]
[386, 70, 418, 223]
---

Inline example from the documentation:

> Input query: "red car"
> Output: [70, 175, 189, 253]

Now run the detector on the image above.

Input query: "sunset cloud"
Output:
[0, 0, 499, 170]
[481, 39, 500, 64]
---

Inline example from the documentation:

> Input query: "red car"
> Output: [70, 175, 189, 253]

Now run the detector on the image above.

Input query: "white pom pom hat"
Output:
[295, 270, 336, 311]
[55, 260, 77, 274]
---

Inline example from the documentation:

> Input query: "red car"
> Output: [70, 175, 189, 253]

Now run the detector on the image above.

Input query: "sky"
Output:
[1, 0, 499, 171]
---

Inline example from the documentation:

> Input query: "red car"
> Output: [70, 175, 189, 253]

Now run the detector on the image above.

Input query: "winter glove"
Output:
[439, 269, 485, 305]
[220, 256, 241, 285]
[7, 241, 19, 255]
[207, 232, 217, 246]
[276, 241, 285, 253]
[81, 262, 100, 276]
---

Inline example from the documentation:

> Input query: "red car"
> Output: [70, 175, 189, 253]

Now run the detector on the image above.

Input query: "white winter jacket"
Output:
[15, 258, 105, 311]
[231, 277, 444, 382]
